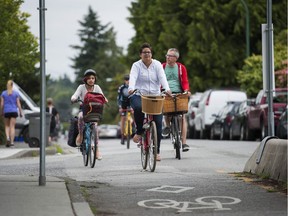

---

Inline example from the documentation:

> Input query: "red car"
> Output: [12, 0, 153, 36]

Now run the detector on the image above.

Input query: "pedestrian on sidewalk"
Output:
[0, 80, 23, 147]
[46, 98, 60, 143]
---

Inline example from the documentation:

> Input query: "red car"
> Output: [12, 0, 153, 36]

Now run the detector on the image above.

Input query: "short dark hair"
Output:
[139, 42, 152, 54]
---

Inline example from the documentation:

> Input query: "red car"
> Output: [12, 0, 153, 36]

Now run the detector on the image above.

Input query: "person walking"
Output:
[162, 48, 191, 152]
[71, 69, 108, 160]
[128, 42, 171, 161]
[117, 74, 130, 145]
[46, 98, 60, 143]
[0, 80, 23, 147]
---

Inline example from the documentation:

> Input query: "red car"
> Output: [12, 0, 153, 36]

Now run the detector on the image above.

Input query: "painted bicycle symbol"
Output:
[138, 196, 241, 213]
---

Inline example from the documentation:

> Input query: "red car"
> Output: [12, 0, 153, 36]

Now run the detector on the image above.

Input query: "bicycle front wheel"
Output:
[141, 136, 148, 170]
[89, 124, 98, 168]
[126, 120, 131, 149]
[171, 116, 181, 160]
[148, 121, 157, 172]
[82, 129, 89, 166]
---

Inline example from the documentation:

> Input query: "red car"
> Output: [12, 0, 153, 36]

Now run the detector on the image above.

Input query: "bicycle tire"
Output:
[89, 124, 98, 168]
[141, 138, 148, 169]
[127, 120, 131, 149]
[148, 121, 157, 172]
[172, 116, 181, 160]
[83, 128, 89, 166]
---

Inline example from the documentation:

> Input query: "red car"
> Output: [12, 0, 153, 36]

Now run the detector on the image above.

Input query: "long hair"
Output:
[6, 80, 13, 95]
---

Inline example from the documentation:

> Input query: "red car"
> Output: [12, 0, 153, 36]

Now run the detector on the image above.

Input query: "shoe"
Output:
[162, 126, 170, 137]
[10, 143, 14, 147]
[133, 134, 141, 143]
[182, 144, 190, 152]
[156, 154, 161, 161]
[120, 135, 125, 145]
[5, 140, 10, 147]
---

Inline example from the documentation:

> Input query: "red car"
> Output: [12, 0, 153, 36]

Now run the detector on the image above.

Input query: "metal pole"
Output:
[240, 0, 250, 58]
[39, 0, 46, 186]
[266, 0, 274, 136]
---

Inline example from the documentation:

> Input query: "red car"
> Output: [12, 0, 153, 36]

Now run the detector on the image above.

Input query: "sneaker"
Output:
[133, 134, 141, 143]
[10, 143, 15, 147]
[182, 144, 190, 152]
[120, 135, 125, 145]
[5, 140, 11, 148]
[162, 126, 170, 137]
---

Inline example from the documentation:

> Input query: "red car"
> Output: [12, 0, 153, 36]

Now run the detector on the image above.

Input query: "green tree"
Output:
[0, 0, 40, 97]
[237, 29, 288, 98]
[70, 6, 128, 123]
[127, 0, 287, 93]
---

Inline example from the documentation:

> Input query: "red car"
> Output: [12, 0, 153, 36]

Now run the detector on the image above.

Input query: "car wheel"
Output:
[210, 126, 214, 140]
[229, 127, 233, 140]
[239, 125, 245, 141]
[28, 137, 40, 148]
[260, 121, 267, 140]
[245, 124, 255, 141]
[22, 127, 29, 143]
[220, 126, 225, 140]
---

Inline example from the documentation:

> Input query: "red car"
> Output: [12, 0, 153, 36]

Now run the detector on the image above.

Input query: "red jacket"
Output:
[162, 62, 190, 92]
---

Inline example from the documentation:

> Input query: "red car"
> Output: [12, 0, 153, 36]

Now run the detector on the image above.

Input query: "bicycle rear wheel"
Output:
[148, 121, 157, 172]
[171, 116, 181, 160]
[89, 124, 98, 168]
[126, 120, 131, 149]
[82, 129, 89, 166]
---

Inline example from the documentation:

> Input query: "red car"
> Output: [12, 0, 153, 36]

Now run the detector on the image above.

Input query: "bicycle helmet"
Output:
[83, 69, 97, 85]
[84, 69, 96, 77]
[124, 74, 129, 80]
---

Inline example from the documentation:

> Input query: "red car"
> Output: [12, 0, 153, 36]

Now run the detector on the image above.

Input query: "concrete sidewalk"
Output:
[0, 142, 94, 216]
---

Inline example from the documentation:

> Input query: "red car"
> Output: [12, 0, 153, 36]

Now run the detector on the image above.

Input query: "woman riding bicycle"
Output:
[128, 43, 171, 161]
[71, 69, 108, 159]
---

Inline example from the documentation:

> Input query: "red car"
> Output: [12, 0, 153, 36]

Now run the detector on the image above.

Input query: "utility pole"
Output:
[266, 0, 275, 136]
[240, 0, 250, 58]
[39, 0, 47, 186]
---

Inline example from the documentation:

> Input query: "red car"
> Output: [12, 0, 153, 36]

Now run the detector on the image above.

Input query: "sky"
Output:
[20, 0, 135, 80]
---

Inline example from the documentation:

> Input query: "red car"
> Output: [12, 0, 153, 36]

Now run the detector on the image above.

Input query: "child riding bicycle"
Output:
[71, 69, 108, 159]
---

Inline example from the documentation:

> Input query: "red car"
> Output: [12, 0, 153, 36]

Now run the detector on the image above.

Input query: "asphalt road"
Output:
[0, 137, 286, 215]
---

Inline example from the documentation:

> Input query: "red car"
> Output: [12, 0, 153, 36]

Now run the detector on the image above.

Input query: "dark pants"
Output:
[130, 95, 163, 153]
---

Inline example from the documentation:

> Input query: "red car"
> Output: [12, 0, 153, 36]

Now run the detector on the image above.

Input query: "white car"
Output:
[186, 92, 203, 138]
[98, 124, 121, 138]
[194, 89, 247, 139]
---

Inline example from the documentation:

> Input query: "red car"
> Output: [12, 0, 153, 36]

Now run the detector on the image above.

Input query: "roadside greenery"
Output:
[0, 0, 40, 100]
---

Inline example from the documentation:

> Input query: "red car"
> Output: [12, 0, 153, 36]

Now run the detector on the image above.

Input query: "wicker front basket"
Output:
[163, 94, 189, 114]
[141, 95, 165, 115]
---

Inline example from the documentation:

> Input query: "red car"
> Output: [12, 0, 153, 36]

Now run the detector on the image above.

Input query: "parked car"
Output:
[186, 92, 203, 138]
[98, 124, 121, 138]
[229, 99, 255, 140]
[194, 89, 247, 139]
[276, 105, 287, 139]
[246, 88, 287, 140]
[14, 82, 40, 143]
[210, 101, 241, 140]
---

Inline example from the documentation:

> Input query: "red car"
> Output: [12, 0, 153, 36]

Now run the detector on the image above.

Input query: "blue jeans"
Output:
[130, 95, 163, 154]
